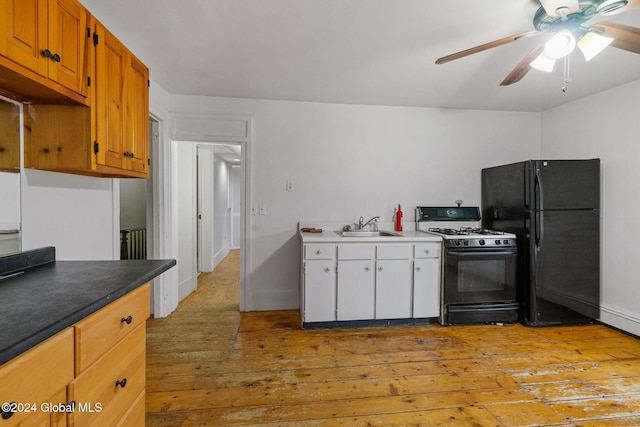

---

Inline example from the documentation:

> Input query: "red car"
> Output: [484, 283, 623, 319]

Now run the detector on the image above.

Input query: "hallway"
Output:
[145, 251, 640, 426]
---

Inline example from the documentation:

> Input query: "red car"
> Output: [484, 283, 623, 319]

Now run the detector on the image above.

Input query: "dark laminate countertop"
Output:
[0, 257, 176, 365]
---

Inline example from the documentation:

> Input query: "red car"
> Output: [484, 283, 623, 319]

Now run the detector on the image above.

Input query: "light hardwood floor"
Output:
[146, 251, 640, 426]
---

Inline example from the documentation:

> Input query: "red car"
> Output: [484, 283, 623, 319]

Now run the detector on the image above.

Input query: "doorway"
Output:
[176, 141, 243, 304]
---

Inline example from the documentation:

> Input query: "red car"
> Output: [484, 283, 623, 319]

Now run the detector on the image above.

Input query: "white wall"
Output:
[541, 79, 640, 335]
[21, 170, 116, 260]
[171, 95, 541, 310]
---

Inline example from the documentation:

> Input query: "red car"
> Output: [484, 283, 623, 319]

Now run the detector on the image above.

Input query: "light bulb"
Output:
[544, 30, 577, 59]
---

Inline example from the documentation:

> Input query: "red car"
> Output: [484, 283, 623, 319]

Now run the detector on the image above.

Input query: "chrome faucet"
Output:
[358, 216, 380, 230]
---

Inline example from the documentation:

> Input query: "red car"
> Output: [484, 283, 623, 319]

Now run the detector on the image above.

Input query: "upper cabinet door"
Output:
[0, 0, 87, 97]
[94, 21, 126, 171]
[124, 53, 149, 175]
[0, 0, 49, 76]
[47, 0, 88, 96]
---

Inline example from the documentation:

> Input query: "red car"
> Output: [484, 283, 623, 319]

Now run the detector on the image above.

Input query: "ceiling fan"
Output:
[436, 0, 640, 86]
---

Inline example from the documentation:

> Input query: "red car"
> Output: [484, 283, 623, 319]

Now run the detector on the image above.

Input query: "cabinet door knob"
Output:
[364, 266, 370, 272]
[41, 49, 52, 58]
[121, 315, 133, 324]
[416, 266, 422, 272]
[378, 267, 384, 272]
[424, 249, 430, 254]
[315, 250, 321, 255]
[115, 378, 127, 388]
[52, 53, 61, 62]
[324, 267, 331, 273]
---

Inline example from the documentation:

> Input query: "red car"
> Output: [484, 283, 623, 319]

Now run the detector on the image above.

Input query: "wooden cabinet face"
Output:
[47, 0, 88, 95]
[0, 0, 48, 76]
[125, 53, 149, 174]
[0, 0, 88, 95]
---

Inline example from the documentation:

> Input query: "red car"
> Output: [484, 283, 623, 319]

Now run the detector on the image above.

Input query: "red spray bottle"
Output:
[395, 204, 403, 232]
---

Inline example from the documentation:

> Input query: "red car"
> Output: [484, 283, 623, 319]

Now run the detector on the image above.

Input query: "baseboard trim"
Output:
[599, 304, 640, 337]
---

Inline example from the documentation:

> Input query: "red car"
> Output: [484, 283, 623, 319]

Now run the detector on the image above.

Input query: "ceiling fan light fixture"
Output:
[577, 31, 614, 61]
[530, 52, 556, 72]
[597, 0, 628, 15]
[544, 30, 577, 58]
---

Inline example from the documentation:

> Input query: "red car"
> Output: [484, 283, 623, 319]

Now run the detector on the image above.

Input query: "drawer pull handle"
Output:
[115, 378, 127, 388]
[315, 250, 321, 255]
[121, 315, 133, 325]
[1, 402, 15, 419]
[424, 249, 430, 254]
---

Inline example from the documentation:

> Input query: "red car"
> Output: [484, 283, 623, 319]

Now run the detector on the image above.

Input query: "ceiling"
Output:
[79, 0, 640, 112]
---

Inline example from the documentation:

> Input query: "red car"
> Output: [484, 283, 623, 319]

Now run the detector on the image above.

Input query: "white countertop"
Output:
[298, 221, 442, 243]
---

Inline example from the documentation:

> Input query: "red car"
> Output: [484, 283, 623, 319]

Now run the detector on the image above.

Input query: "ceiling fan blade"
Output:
[595, 22, 640, 54]
[500, 44, 545, 86]
[539, 0, 579, 17]
[597, 0, 640, 15]
[435, 31, 538, 64]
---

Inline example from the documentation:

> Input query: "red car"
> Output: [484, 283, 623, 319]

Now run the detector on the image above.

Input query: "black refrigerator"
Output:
[481, 159, 600, 326]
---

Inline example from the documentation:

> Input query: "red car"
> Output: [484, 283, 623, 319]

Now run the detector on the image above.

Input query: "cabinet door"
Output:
[413, 258, 440, 318]
[337, 260, 374, 321]
[94, 21, 126, 171]
[376, 259, 412, 319]
[303, 260, 336, 322]
[124, 52, 149, 175]
[0, 0, 49, 76]
[47, 0, 88, 95]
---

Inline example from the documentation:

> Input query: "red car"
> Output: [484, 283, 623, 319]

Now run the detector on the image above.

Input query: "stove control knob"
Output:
[503, 239, 509, 245]
[495, 239, 501, 245]
[479, 239, 485, 246]
[464, 240, 469, 246]
[455, 240, 461, 246]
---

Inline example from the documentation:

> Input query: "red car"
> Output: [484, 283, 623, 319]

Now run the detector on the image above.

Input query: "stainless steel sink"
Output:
[334, 230, 402, 237]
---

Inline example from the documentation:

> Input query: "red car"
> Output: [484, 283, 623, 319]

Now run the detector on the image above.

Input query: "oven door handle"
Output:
[447, 250, 517, 256]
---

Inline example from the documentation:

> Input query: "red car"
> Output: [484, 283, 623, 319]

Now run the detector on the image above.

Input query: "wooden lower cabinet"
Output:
[0, 283, 150, 427]
[0, 329, 73, 427]
[68, 324, 146, 427]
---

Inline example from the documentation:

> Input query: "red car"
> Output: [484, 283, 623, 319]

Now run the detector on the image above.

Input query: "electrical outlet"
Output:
[286, 180, 295, 192]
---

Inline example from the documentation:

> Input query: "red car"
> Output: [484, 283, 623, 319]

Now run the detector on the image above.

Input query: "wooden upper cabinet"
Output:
[23, 18, 150, 179]
[0, 0, 88, 101]
[93, 20, 149, 177]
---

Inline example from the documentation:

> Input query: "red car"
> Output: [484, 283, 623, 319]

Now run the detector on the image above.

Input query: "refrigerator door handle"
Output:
[535, 211, 544, 249]
[534, 168, 543, 211]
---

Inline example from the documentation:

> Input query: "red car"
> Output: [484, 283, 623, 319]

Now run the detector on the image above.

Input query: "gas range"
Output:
[423, 227, 516, 248]
[416, 205, 519, 325]
[415, 206, 516, 248]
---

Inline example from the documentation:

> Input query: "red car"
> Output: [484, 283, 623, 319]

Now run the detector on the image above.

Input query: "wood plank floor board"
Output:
[146, 250, 640, 426]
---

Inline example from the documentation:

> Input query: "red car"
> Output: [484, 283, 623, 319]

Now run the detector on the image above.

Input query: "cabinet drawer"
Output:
[74, 283, 150, 374]
[0, 328, 74, 427]
[376, 244, 412, 259]
[414, 243, 441, 258]
[338, 244, 374, 260]
[304, 244, 335, 260]
[68, 323, 146, 427]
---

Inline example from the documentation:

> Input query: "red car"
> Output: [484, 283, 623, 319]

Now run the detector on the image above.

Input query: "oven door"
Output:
[443, 247, 517, 304]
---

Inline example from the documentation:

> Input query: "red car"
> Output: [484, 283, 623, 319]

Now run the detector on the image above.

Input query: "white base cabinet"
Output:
[301, 237, 442, 325]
